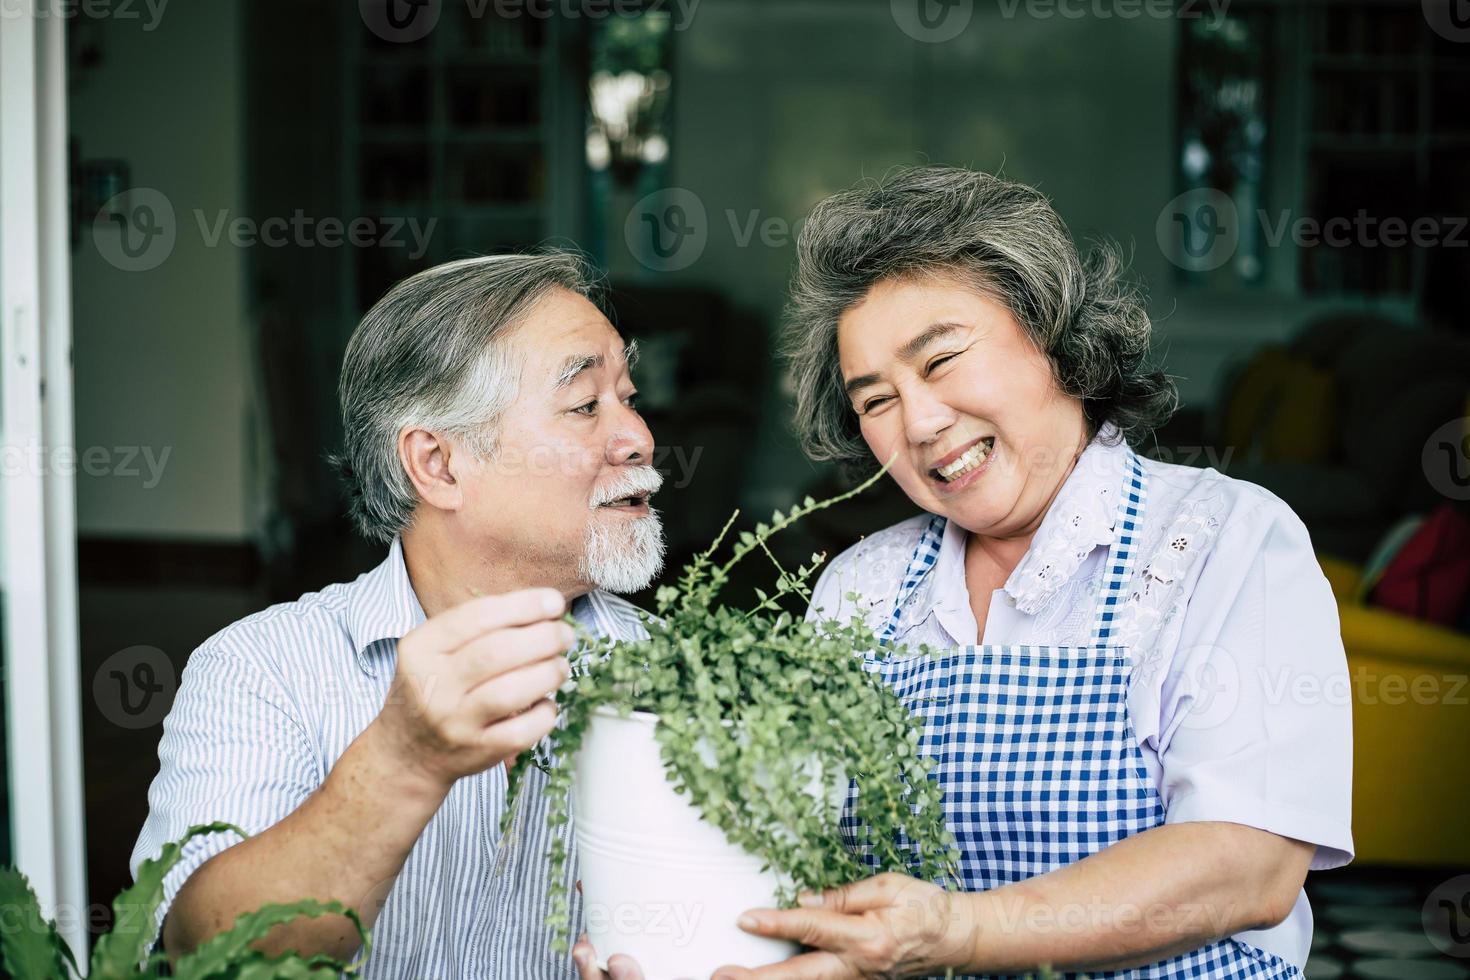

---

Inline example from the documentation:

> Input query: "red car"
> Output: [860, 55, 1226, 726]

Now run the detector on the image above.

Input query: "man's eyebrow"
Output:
[553, 353, 603, 390]
[842, 322, 967, 397]
[552, 340, 640, 391]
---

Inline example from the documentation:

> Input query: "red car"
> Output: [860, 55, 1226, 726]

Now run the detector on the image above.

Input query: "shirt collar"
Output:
[345, 536, 427, 677]
[914, 423, 1132, 629]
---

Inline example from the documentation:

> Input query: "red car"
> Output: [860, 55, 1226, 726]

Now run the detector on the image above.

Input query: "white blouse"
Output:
[808, 426, 1354, 970]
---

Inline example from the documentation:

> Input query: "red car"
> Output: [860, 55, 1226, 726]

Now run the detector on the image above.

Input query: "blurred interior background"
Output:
[4, 0, 1470, 972]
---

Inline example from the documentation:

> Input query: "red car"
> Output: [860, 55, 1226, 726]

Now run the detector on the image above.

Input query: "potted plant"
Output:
[501, 472, 963, 977]
[0, 824, 369, 979]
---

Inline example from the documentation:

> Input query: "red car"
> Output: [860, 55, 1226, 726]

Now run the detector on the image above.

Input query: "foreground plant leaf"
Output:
[89, 821, 245, 979]
[172, 899, 368, 980]
[0, 867, 70, 979]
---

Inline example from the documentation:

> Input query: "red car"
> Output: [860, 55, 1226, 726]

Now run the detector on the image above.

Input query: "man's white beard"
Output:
[578, 508, 666, 594]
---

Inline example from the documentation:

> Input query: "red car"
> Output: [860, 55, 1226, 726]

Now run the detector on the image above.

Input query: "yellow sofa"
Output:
[1317, 555, 1470, 866]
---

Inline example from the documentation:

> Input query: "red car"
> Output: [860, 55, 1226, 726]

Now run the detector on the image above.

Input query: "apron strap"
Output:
[879, 513, 947, 644]
[1088, 452, 1148, 645]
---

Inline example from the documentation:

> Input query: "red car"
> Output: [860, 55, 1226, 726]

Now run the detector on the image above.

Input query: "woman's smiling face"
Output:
[837, 273, 1089, 539]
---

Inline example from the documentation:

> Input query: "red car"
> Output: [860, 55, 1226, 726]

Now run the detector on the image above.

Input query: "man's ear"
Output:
[399, 427, 462, 513]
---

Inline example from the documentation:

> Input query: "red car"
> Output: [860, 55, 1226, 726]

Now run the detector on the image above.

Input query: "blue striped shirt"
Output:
[130, 538, 648, 978]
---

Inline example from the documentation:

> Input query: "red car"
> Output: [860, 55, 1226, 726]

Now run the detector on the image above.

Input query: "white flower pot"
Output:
[573, 707, 811, 979]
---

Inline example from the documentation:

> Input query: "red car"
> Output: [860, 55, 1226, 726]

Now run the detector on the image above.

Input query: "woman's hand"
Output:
[710, 873, 976, 979]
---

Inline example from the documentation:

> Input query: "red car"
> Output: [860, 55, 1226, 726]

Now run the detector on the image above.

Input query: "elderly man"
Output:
[131, 251, 664, 978]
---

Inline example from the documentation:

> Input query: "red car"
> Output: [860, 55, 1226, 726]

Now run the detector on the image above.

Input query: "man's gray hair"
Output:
[334, 250, 600, 543]
[783, 166, 1177, 471]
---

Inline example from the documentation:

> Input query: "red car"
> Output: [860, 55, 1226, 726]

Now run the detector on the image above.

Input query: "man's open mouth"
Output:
[930, 436, 995, 483]
[598, 492, 652, 509]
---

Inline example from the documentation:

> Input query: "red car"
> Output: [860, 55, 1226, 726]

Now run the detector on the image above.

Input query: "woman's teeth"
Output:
[936, 439, 993, 482]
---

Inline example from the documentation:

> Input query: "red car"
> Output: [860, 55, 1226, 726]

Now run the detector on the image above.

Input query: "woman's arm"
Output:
[713, 821, 1312, 979]
[961, 821, 1312, 973]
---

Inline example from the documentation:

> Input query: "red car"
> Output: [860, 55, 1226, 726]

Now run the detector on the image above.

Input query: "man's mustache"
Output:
[589, 466, 665, 508]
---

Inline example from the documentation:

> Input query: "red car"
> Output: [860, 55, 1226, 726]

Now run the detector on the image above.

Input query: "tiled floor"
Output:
[1305, 866, 1470, 978]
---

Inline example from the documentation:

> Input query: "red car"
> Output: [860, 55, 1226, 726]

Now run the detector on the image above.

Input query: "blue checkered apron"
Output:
[844, 453, 1299, 979]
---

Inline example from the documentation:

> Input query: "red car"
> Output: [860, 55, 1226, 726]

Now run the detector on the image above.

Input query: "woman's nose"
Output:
[902, 390, 957, 447]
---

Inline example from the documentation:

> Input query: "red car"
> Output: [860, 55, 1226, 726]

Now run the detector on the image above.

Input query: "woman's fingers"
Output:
[798, 872, 905, 914]
[712, 951, 850, 980]
[738, 907, 874, 951]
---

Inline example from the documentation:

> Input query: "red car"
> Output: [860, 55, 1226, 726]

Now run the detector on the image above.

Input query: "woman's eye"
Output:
[925, 353, 958, 374]
[861, 395, 894, 414]
[573, 399, 599, 416]
[623, 392, 640, 410]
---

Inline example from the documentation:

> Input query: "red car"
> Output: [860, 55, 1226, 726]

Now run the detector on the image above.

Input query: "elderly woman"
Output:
[712, 168, 1352, 980]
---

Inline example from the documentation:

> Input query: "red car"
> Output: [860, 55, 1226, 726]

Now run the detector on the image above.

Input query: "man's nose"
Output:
[607, 404, 655, 465]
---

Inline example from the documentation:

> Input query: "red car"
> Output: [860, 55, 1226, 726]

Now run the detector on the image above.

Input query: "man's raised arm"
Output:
[152, 588, 573, 964]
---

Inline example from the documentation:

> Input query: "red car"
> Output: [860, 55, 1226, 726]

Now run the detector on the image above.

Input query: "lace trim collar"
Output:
[1001, 425, 1132, 615]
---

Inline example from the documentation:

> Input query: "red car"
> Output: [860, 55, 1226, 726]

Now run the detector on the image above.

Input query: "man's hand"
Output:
[711, 874, 975, 980]
[571, 880, 651, 980]
[572, 936, 648, 980]
[369, 588, 573, 793]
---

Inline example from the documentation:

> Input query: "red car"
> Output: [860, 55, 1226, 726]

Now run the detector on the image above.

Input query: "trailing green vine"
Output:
[502, 467, 963, 955]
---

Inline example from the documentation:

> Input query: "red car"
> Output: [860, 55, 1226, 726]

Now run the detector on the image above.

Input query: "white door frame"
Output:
[2, 2, 89, 962]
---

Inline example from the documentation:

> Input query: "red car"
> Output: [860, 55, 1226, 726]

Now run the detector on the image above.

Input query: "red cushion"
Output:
[1368, 503, 1470, 627]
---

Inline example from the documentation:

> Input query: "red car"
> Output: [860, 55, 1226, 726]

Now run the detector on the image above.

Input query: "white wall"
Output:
[69, 0, 250, 540]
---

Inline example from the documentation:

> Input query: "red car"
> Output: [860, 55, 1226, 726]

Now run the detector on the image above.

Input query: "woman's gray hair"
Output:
[783, 166, 1177, 470]
[334, 250, 599, 543]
